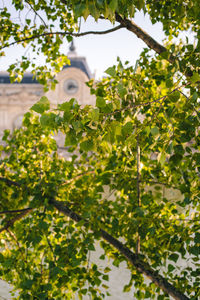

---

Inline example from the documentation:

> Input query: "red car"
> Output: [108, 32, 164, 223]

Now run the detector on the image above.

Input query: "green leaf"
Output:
[190, 246, 200, 256]
[40, 114, 50, 126]
[80, 289, 87, 295]
[191, 91, 198, 102]
[166, 79, 173, 88]
[168, 253, 179, 263]
[80, 140, 94, 151]
[113, 98, 121, 109]
[31, 96, 50, 114]
[23, 279, 34, 289]
[43, 283, 52, 291]
[117, 83, 127, 98]
[158, 295, 165, 300]
[104, 267, 111, 273]
[88, 244, 95, 251]
[168, 91, 180, 102]
[65, 129, 77, 146]
[105, 66, 116, 77]
[158, 152, 166, 166]
[122, 122, 133, 135]
[109, 0, 118, 11]
[193, 153, 200, 165]
[194, 233, 200, 244]
[191, 72, 200, 83]
[123, 284, 131, 292]
[40, 113, 56, 127]
[38, 219, 48, 231]
[0, 253, 4, 262]
[151, 126, 159, 136]
[59, 101, 71, 111]
[136, 0, 145, 10]
[135, 207, 144, 217]
[88, 108, 99, 121]
[169, 153, 182, 165]
[96, 96, 106, 108]
[74, 3, 86, 17]
[102, 274, 109, 281]
[168, 264, 175, 272]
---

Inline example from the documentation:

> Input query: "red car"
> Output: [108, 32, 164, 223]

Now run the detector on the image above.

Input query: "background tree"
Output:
[0, 1, 200, 299]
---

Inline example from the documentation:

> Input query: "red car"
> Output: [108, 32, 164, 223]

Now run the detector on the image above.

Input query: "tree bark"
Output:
[0, 208, 32, 233]
[0, 175, 190, 299]
[115, 13, 175, 63]
[115, 13, 194, 78]
[50, 198, 189, 300]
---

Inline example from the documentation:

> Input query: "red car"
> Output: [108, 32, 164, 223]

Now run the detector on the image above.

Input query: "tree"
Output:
[0, 1, 200, 299]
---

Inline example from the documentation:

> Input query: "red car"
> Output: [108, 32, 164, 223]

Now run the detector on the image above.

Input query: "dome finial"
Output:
[69, 40, 76, 52]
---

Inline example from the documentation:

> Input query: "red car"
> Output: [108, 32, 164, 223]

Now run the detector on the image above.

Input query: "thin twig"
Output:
[136, 134, 141, 254]
[0, 25, 123, 50]
[143, 180, 178, 189]
[61, 170, 95, 186]
[105, 82, 191, 117]
[24, 0, 48, 27]
[149, 98, 164, 124]
[6, 228, 22, 250]
[0, 208, 32, 215]
[178, 89, 200, 116]
[46, 235, 56, 263]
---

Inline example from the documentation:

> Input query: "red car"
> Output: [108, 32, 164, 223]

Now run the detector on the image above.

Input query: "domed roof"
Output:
[64, 41, 92, 79]
[0, 41, 93, 84]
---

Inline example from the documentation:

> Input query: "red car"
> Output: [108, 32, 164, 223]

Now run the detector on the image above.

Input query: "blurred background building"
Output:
[0, 42, 95, 140]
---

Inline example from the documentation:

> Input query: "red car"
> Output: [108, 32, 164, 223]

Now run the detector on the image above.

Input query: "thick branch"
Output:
[0, 25, 123, 51]
[0, 208, 33, 233]
[115, 14, 194, 77]
[50, 198, 189, 300]
[115, 13, 175, 64]
[0, 176, 190, 299]
[0, 176, 21, 187]
[0, 177, 33, 232]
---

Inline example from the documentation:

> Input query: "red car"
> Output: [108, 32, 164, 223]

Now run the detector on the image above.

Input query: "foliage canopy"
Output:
[0, 1, 200, 299]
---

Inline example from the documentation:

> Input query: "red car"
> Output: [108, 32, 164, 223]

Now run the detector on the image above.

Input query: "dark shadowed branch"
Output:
[0, 208, 33, 233]
[50, 198, 189, 300]
[0, 208, 32, 215]
[0, 176, 191, 299]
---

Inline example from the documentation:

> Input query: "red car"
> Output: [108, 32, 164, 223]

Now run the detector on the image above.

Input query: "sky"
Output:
[75, 12, 165, 78]
[0, 10, 165, 79]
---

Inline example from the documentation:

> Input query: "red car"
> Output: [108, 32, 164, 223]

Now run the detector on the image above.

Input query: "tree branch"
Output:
[106, 81, 191, 118]
[0, 208, 32, 215]
[115, 14, 194, 77]
[0, 176, 21, 188]
[0, 208, 33, 234]
[115, 13, 174, 63]
[24, 0, 48, 28]
[50, 198, 189, 300]
[136, 134, 141, 254]
[0, 176, 190, 299]
[0, 25, 123, 51]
